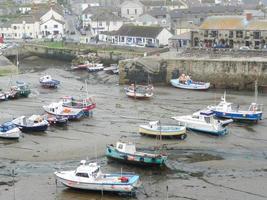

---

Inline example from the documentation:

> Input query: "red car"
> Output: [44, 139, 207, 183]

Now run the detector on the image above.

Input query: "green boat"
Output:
[106, 141, 167, 167]
[11, 81, 31, 98]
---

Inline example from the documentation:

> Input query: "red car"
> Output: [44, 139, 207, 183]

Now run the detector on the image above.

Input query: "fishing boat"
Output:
[39, 75, 60, 88]
[12, 115, 49, 133]
[172, 110, 233, 136]
[61, 96, 96, 112]
[43, 102, 85, 120]
[10, 81, 31, 98]
[170, 74, 210, 90]
[106, 141, 167, 167]
[87, 63, 104, 72]
[139, 121, 187, 139]
[54, 160, 140, 194]
[125, 84, 153, 99]
[0, 122, 21, 139]
[208, 89, 263, 122]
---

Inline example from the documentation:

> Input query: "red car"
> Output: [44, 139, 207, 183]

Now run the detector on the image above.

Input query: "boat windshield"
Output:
[76, 172, 89, 178]
[204, 116, 211, 124]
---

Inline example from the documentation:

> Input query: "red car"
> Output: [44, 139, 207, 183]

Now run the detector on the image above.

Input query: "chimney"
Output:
[246, 13, 253, 21]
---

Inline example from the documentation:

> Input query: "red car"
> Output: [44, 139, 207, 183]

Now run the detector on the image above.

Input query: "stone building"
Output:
[191, 14, 267, 49]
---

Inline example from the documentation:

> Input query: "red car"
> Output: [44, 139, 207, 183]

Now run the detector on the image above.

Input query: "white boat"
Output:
[54, 160, 140, 193]
[39, 75, 60, 88]
[0, 122, 20, 139]
[104, 64, 119, 74]
[125, 84, 153, 99]
[170, 79, 210, 90]
[172, 110, 233, 136]
[139, 121, 186, 139]
[87, 63, 104, 72]
[43, 102, 84, 120]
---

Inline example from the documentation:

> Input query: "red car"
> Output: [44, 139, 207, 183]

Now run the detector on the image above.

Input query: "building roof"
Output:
[147, 7, 168, 18]
[169, 32, 190, 40]
[40, 15, 65, 25]
[120, 0, 144, 8]
[140, 0, 182, 7]
[12, 15, 38, 24]
[199, 16, 247, 30]
[90, 11, 123, 21]
[246, 20, 267, 30]
[114, 24, 164, 38]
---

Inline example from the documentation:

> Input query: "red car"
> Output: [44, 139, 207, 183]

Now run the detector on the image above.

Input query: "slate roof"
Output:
[140, 0, 182, 7]
[91, 11, 123, 21]
[114, 25, 164, 38]
[246, 20, 267, 31]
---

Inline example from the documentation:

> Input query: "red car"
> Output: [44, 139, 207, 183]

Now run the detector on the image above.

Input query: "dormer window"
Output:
[118, 144, 123, 149]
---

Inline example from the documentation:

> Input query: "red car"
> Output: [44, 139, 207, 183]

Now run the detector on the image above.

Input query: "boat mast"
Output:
[85, 80, 89, 99]
[254, 80, 258, 104]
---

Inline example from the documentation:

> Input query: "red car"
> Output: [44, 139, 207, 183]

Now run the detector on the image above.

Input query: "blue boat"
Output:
[39, 75, 60, 88]
[106, 141, 167, 167]
[208, 92, 263, 122]
[12, 115, 49, 133]
[0, 122, 21, 139]
[170, 78, 210, 90]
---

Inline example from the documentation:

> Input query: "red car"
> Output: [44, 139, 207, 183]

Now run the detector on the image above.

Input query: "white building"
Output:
[99, 24, 173, 47]
[120, 0, 144, 20]
[90, 11, 124, 35]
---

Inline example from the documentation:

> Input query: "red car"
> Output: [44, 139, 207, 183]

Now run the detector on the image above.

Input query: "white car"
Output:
[239, 46, 250, 50]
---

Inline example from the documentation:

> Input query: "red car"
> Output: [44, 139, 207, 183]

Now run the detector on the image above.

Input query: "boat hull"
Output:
[139, 125, 186, 138]
[212, 110, 262, 121]
[106, 146, 167, 167]
[18, 124, 48, 133]
[170, 79, 210, 90]
[0, 129, 20, 139]
[54, 173, 139, 193]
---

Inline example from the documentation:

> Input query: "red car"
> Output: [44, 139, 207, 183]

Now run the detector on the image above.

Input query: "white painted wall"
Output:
[156, 28, 173, 45]
[40, 19, 64, 37]
[121, 1, 144, 20]
[90, 20, 123, 35]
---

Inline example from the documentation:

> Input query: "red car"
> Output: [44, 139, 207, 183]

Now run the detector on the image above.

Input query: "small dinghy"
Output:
[61, 96, 96, 112]
[170, 74, 210, 90]
[87, 63, 104, 72]
[208, 92, 263, 122]
[43, 114, 68, 126]
[0, 122, 21, 139]
[172, 110, 233, 136]
[104, 64, 119, 74]
[106, 141, 167, 167]
[12, 115, 49, 133]
[139, 121, 187, 139]
[43, 102, 85, 120]
[54, 160, 140, 194]
[39, 75, 60, 88]
[125, 84, 153, 99]
[0, 91, 9, 101]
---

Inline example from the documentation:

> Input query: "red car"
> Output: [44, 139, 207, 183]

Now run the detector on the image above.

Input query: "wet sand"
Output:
[0, 57, 267, 200]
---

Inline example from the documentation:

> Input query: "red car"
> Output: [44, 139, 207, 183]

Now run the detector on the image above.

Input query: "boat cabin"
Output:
[116, 142, 136, 154]
[149, 121, 159, 129]
[193, 110, 215, 124]
[248, 103, 262, 112]
[0, 122, 16, 132]
[40, 75, 52, 82]
[75, 160, 101, 178]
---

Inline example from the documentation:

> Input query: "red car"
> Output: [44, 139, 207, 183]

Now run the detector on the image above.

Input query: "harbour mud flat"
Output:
[0, 57, 267, 200]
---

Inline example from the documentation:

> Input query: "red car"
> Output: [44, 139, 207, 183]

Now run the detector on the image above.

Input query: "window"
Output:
[44, 25, 47, 29]
[76, 173, 89, 178]
[127, 9, 129, 15]
[210, 31, 218, 38]
[113, 21, 117, 26]
[99, 21, 102, 27]
[229, 31, 233, 38]
[204, 30, 208, 37]
[54, 24, 58, 28]
[253, 31, 260, 40]
[236, 30, 243, 38]
[135, 9, 137, 14]
[13, 26, 17, 30]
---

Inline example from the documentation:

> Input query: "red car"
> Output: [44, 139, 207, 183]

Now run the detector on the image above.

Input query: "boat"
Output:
[104, 64, 119, 74]
[71, 61, 92, 70]
[43, 102, 85, 120]
[172, 110, 233, 136]
[125, 84, 153, 99]
[0, 122, 21, 139]
[208, 91, 263, 122]
[0, 91, 9, 101]
[39, 75, 60, 88]
[10, 81, 31, 98]
[43, 114, 68, 126]
[54, 160, 140, 194]
[170, 74, 210, 90]
[87, 63, 104, 72]
[61, 96, 96, 112]
[12, 115, 49, 133]
[139, 121, 187, 139]
[106, 141, 167, 167]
